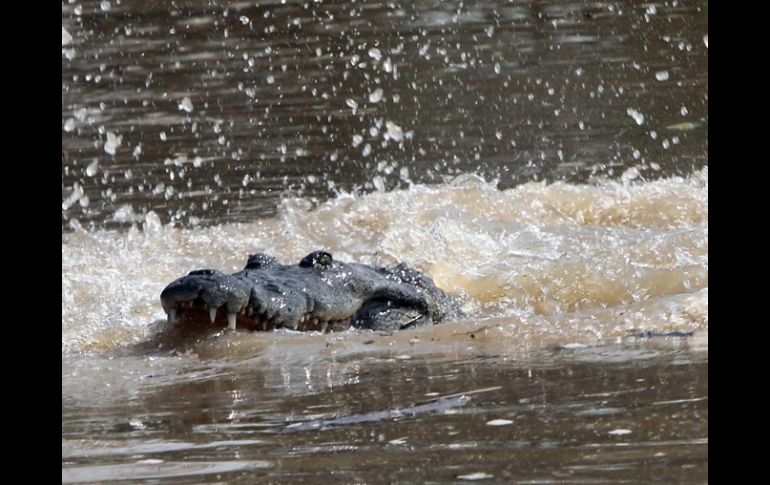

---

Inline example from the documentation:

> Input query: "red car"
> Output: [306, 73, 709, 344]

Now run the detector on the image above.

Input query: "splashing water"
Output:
[62, 169, 707, 357]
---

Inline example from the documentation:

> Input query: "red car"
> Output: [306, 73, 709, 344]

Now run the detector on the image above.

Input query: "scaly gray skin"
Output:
[160, 251, 460, 332]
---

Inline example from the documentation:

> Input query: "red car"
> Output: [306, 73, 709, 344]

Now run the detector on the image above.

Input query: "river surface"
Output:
[62, 0, 707, 482]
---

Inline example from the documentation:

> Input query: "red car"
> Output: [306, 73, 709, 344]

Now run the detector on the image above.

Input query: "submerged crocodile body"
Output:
[160, 251, 459, 332]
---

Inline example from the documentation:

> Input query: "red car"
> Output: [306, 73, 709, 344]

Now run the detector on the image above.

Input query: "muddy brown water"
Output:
[63, 340, 707, 483]
[62, 0, 707, 482]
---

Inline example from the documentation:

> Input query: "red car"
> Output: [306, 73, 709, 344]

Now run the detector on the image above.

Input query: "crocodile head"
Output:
[160, 251, 458, 332]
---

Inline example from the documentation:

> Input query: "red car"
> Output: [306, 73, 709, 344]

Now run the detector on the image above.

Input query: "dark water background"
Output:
[62, 0, 707, 229]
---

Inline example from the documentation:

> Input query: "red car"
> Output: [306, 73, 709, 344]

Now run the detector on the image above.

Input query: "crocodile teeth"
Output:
[209, 307, 218, 323]
[167, 308, 177, 324]
[227, 312, 237, 330]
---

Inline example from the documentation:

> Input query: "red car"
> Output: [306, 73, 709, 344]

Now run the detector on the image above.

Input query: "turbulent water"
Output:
[62, 0, 707, 482]
[63, 170, 707, 355]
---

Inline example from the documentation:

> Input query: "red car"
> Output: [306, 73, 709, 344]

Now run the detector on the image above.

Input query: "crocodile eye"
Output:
[299, 251, 333, 270]
[246, 253, 276, 269]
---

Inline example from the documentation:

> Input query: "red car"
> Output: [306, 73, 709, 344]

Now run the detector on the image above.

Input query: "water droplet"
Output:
[368, 88, 383, 103]
[62, 27, 73, 46]
[680, 106, 689, 116]
[486, 419, 513, 426]
[346, 98, 358, 110]
[399, 167, 410, 182]
[100, 1, 111, 12]
[362, 144, 372, 157]
[64, 118, 75, 132]
[368, 48, 382, 61]
[384, 121, 404, 142]
[703, 35, 708, 48]
[622, 167, 640, 183]
[104, 131, 122, 155]
[352, 134, 363, 147]
[626, 108, 645, 125]
[655, 70, 669, 81]
[85, 159, 99, 177]
[178, 97, 193, 113]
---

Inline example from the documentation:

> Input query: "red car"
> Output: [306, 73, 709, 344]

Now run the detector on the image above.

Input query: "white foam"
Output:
[62, 169, 708, 354]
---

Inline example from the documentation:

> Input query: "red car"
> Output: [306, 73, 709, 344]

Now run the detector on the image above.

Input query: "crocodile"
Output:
[160, 251, 460, 332]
